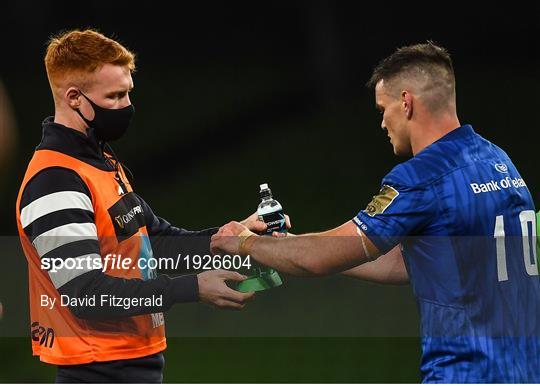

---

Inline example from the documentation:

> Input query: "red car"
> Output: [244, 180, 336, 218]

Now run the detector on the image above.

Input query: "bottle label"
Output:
[260, 210, 287, 235]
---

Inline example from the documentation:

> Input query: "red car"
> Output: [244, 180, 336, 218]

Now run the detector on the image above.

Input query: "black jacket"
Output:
[19, 117, 217, 319]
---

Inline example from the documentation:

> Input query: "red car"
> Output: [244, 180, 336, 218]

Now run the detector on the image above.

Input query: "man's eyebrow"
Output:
[106, 86, 133, 94]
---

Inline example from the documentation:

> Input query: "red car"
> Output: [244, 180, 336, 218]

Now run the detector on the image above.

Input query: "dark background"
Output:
[0, 1, 538, 382]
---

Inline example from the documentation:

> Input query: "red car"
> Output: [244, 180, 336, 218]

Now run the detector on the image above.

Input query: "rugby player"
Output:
[210, 42, 540, 383]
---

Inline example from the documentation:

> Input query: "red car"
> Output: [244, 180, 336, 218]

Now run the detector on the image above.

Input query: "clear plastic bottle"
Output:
[257, 183, 287, 235]
[235, 183, 284, 292]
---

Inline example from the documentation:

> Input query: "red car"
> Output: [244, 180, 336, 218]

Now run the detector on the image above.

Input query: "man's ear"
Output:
[65, 87, 82, 109]
[401, 90, 413, 120]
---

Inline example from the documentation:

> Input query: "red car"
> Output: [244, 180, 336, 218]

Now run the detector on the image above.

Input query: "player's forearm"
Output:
[342, 263, 409, 284]
[244, 234, 368, 276]
[342, 245, 409, 284]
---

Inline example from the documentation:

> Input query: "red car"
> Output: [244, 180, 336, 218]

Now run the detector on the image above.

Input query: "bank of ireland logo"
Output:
[494, 163, 508, 173]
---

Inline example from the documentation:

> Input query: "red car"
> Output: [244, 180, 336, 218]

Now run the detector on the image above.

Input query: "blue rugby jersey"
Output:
[354, 125, 540, 383]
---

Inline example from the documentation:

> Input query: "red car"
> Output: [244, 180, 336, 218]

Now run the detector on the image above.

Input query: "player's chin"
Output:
[392, 144, 409, 157]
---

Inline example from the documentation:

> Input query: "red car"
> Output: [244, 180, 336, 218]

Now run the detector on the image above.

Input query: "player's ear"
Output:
[66, 87, 82, 109]
[401, 90, 413, 120]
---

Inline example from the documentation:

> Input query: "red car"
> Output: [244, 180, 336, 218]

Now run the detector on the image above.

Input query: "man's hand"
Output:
[197, 269, 254, 310]
[210, 221, 250, 256]
[240, 212, 267, 233]
[240, 211, 292, 234]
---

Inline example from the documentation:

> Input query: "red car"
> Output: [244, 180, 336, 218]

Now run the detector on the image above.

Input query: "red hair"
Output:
[45, 29, 135, 92]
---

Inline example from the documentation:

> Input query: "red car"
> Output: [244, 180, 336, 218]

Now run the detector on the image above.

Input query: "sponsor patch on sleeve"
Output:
[364, 185, 399, 217]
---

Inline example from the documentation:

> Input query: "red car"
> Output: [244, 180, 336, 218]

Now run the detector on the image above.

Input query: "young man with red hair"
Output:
[16, 29, 263, 383]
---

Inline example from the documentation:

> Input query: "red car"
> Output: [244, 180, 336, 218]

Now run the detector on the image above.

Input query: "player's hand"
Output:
[210, 221, 250, 255]
[240, 211, 292, 234]
[271, 216, 292, 237]
[240, 211, 267, 233]
[197, 269, 254, 310]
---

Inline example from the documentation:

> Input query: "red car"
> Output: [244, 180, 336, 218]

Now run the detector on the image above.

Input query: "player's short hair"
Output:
[45, 29, 135, 93]
[368, 41, 456, 112]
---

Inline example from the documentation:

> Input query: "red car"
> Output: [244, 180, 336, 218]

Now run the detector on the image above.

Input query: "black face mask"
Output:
[76, 92, 134, 142]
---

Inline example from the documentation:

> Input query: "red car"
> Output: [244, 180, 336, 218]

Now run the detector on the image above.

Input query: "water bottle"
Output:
[236, 183, 284, 292]
[257, 183, 287, 235]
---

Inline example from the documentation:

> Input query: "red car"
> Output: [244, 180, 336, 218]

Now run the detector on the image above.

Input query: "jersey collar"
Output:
[37, 116, 114, 171]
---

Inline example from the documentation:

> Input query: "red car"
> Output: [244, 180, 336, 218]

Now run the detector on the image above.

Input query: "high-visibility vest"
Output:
[16, 149, 166, 365]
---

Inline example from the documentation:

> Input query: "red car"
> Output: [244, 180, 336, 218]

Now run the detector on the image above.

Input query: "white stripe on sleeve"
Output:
[32, 222, 98, 257]
[20, 191, 93, 228]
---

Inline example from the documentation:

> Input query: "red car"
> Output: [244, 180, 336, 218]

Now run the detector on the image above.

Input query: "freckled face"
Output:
[79, 64, 134, 120]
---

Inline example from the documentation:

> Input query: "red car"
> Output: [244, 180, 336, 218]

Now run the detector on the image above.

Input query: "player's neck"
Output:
[411, 113, 461, 156]
[54, 108, 88, 136]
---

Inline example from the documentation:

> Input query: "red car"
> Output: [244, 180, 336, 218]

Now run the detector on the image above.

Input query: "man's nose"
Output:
[120, 95, 131, 108]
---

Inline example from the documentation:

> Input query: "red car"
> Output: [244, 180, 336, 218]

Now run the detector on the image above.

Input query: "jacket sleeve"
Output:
[136, 194, 219, 274]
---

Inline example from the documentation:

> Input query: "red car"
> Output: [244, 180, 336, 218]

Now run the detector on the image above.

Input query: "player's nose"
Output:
[124, 94, 132, 107]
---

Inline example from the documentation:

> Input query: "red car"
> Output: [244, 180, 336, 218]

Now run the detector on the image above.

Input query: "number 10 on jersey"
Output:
[494, 210, 538, 282]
